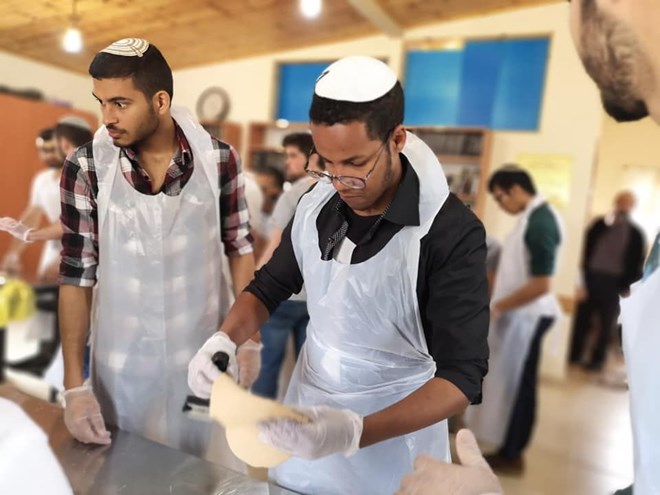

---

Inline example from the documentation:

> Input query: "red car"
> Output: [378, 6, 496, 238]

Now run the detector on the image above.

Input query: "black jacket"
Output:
[582, 217, 645, 291]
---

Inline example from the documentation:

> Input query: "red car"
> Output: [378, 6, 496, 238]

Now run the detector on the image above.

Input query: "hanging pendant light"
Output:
[300, 0, 322, 19]
[62, 0, 83, 53]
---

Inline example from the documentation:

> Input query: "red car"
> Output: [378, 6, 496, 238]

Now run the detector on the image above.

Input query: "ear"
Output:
[152, 90, 171, 116]
[391, 124, 407, 153]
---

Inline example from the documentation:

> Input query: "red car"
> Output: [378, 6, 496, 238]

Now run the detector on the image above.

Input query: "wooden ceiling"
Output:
[0, 0, 561, 74]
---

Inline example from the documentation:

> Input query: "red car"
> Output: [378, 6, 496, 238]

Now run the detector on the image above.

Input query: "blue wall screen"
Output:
[276, 61, 330, 122]
[403, 37, 550, 131]
[404, 50, 463, 126]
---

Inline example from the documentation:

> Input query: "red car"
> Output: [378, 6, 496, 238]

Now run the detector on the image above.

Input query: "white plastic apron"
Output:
[29, 172, 61, 342]
[619, 263, 660, 495]
[466, 196, 561, 446]
[272, 132, 450, 495]
[90, 107, 234, 459]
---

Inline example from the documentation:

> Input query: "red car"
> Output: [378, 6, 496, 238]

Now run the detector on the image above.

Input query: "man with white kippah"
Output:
[188, 55, 489, 494]
[58, 38, 258, 463]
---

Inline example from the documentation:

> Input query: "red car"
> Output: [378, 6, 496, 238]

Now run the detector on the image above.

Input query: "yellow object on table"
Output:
[0, 277, 36, 327]
[210, 373, 308, 468]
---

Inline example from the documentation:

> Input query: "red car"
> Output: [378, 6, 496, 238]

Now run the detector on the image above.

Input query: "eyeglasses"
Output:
[305, 135, 390, 190]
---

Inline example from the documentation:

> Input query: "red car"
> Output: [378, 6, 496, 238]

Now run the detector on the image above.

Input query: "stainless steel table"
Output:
[0, 384, 298, 494]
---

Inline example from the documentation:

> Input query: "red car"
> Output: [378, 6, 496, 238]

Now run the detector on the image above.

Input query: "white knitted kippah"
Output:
[101, 38, 150, 57]
[314, 56, 397, 103]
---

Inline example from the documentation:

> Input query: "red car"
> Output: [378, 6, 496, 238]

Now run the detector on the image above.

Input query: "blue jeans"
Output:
[252, 300, 309, 399]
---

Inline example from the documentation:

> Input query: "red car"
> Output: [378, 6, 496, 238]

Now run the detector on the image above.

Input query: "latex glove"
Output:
[63, 385, 111, 445]
[187, 331, 238, 398]
[0, 217, 33, 242]
[236, 339, 263, 389]
[259, 405, 363, 460]
[396, 429, 503, 495]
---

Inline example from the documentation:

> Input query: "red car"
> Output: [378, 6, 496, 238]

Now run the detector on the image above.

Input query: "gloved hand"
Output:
[63, 384, 111, 445]
[187, 331, 238, 398]
[236, 339, 263, 389]
[259, 405, 363, 460]
[0, 217, 33, 242]
[396, 429, 503, 495]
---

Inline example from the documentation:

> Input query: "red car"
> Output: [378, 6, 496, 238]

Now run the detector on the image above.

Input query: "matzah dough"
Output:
[209, 373, 307, 467]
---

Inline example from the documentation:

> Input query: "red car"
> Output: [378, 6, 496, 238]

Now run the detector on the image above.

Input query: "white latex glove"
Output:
[63, 384, 111, 445]
[396, 429, 503, 495]
[187, 331, 238, 399]
[236, 339, 263, 389]
[0, 217, 33, 242]
[259, 405, 363, 460]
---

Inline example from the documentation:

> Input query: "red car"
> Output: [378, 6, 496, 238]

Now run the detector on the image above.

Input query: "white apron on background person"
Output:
[30, 167, 63, 278]
[465, 196, 561, 447]
[271, 132, 451, 495]
[25, 169, 62, 344]
[90, 107, 239, 467]
[619, 251, 660, 495]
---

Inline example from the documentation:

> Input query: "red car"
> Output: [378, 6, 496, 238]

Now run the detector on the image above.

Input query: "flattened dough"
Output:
[210, 374, 307, 467]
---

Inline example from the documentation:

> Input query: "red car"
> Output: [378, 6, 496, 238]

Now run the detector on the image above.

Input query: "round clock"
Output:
[196, 86, 231, 122]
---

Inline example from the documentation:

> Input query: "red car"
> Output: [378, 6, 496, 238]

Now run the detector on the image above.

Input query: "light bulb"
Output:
[63, 26, 82, 53]
[300, 0, 321, 19]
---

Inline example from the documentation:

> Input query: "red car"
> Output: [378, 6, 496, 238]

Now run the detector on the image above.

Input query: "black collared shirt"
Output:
[245, 155, 489, 403]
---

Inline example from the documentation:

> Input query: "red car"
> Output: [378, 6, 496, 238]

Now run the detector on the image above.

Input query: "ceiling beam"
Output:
[344, 0, 402, 38]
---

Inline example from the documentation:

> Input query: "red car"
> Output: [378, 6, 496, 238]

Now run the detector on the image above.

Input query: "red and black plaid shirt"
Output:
[59, 123, 253, 286]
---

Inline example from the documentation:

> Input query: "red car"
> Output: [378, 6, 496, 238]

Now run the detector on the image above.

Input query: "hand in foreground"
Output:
[0, 217, 33, 242]
[396, 429, 503, 495]
[63, 385, 112, 445]
[236, 339, 263, 389]
[187, 331, 238, 398]
[258, 405, 363, 460]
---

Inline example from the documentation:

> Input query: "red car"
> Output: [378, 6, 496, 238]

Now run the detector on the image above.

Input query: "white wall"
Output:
[0, 50, 97, 114]
[590, 115, 660, 244]
[174, 3, 605, 379]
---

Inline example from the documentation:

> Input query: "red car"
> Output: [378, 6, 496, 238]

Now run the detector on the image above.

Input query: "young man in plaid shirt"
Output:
[58, 38, 259, 459]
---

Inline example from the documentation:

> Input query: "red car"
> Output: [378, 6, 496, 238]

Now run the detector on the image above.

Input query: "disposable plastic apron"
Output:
[465, 197, 561, 446]
[29, 171, 61, 342]
[619, 259, 660, 495]
[35, 168, 63, 277]
[91, 107, 232, 458]
[272, 132, 450, 495]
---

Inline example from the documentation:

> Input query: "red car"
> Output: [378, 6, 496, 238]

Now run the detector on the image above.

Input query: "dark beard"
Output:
[601, 92, 649, 122]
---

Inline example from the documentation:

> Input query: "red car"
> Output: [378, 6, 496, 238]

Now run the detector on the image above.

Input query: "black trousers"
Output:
[569, 272, 621, 368]
[499, 316, 554, 459]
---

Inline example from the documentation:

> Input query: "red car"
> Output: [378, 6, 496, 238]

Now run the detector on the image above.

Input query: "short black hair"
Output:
[252, 164, 285, 190]
[55, 122, 94, 148]
[282, 132, 314, 156]
[88, 43, 173, 102]
[488, 166, 537, 195]
[38, 128, 55, 141]
[309, 81, 404, 142]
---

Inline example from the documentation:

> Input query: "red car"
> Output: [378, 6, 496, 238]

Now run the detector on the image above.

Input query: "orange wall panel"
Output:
[0, 94, 97, 281]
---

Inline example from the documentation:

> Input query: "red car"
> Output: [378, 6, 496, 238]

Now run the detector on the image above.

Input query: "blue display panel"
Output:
[404, 50, 463, 126]
[276, 61, 330, 122]
[403, 37, 550, 131]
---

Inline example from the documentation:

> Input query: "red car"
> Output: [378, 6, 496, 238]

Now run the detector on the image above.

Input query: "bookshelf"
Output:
[407, 127, 492, 217]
